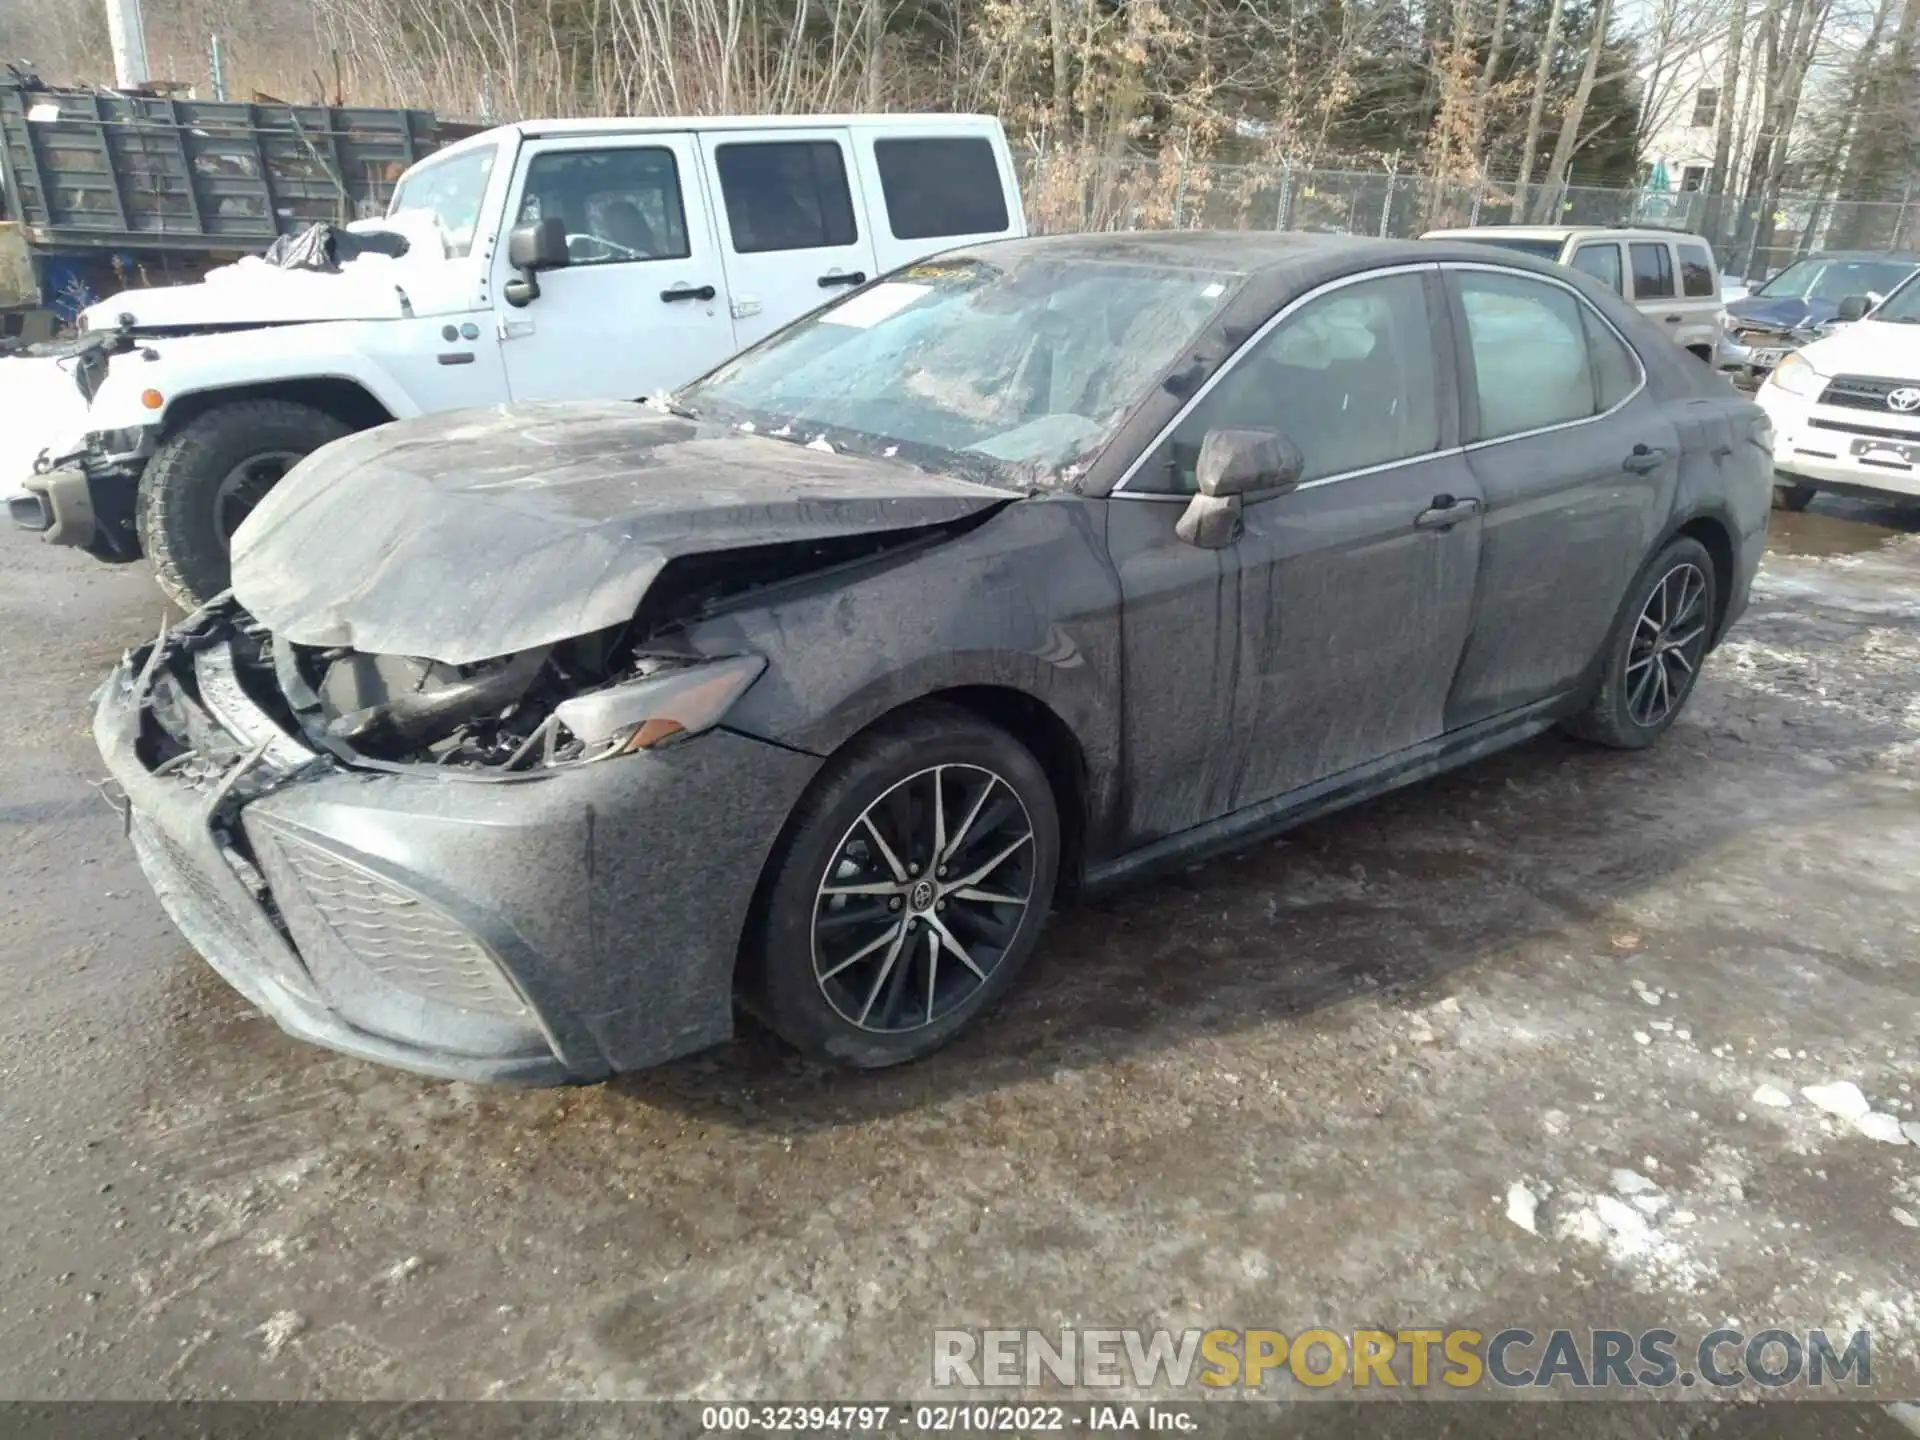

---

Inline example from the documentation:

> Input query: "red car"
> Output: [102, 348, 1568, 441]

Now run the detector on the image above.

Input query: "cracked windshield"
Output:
[684, 254, 1241, 487]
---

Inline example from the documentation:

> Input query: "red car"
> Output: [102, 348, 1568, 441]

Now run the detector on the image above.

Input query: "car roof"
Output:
[1420, 224, 1713, 243]
[1786, 249, 1920, 263]
[425, 113, 1004, 162]
[943, 229, 1609, 278]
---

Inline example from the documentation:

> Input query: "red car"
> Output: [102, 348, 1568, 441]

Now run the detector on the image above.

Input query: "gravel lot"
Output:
[1, 497, 1917, 1424]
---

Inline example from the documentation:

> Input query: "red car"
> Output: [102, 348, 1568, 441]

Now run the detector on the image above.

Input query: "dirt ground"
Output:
[1, 497, 1917, 1426]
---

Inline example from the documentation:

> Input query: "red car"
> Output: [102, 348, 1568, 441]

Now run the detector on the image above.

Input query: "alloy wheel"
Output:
[1626, 560, 1710, 728]
[812, 763, 1036, 1034]
[214, 451, 301, 551]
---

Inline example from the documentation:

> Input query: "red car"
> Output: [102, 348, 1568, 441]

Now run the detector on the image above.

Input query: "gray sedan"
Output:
[94, 233, 1773, 1084]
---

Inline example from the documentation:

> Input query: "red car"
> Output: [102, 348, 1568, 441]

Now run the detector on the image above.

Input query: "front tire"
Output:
[747, 704, 1060, 1068]
[1563, 536, 1717, 750]
[1772, 481, 1815, 512]
[137, 399, 350, 610]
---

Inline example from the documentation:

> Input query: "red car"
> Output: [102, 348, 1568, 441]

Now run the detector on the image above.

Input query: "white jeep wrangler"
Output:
[10, 113, 1025, 609]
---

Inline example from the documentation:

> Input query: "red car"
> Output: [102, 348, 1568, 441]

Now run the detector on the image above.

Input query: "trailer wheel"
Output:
[137, 399, 351, 611]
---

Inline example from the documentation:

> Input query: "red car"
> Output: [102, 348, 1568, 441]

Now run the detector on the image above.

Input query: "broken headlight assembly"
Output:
[284, 636, 766, 776]
[512, 653, 767, 768]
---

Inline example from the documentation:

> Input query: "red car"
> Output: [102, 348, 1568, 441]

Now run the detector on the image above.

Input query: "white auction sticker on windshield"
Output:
[820, 282, 930, 328]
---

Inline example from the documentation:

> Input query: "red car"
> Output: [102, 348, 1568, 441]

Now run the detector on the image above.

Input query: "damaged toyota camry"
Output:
[95, 233, 1773, 1084]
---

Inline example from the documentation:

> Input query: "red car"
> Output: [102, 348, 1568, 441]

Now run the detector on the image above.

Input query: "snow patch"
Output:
[1504, 1183, 1539, 1235]
[1855, 1112, 1909, 1145]
[1801, 1081, 1871, 1120]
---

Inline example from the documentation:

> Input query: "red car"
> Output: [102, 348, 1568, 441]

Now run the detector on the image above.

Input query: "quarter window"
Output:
[714, 141, 858, 254]
[872, 137, 1010, 240]
[517, 147, 690, 265]
[1584, 309, 1641, 411]
[1677, 242, 1717, 297]
[1630, 242, 1676, 299]
[1571, 243, 1623, 294]
[1458, 270, 1596, 439]
[1157, 271, 1440, 492]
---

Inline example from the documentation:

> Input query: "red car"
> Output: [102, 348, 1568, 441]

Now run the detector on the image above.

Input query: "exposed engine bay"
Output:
[140, 523, 962, 782]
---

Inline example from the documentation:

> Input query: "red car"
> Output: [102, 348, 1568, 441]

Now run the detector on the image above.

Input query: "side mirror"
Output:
[504, 217, 568, 308]
[509, 217, 569, 271]
[1176, 429, 1305, 549]
[1836, 294, 1871, 322]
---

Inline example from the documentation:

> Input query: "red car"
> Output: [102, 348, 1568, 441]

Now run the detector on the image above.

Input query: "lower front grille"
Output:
[134, 816, 259, 965]
[261, 831, 528, 1018]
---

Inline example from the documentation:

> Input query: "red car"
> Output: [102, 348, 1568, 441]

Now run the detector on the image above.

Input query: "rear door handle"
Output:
[660, 284, 716, 303]
[1664, 313, 1683, 324]
[1414, 493, 1482, 530]
[818, 270, 866, 288]
[1623, 443, 1669, 474]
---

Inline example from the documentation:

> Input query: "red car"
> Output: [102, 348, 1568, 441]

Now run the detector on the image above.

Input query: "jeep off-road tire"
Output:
[137, 399, 351, 611]
[745, 703, 1060, 1069]
[1562, 535, 1718, 750]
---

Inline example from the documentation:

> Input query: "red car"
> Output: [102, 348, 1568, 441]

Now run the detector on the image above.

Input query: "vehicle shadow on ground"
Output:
[609, 706, 1867, 1136]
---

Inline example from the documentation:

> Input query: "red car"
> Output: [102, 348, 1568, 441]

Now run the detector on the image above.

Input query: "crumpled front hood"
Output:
[231, 402, 1015, 665]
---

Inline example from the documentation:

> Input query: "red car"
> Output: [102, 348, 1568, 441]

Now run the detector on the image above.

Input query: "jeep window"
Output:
[387, 145, 496, 259]
[684, 254, 1240, 487]
[1630, 242, 1676, 299]
[715, 141, 858, 253]
[872, 138, 1010, 240]
[1677, 242, 1718, 297]
[517, 148, 691, 265]
[1571, 243, 1623, 294]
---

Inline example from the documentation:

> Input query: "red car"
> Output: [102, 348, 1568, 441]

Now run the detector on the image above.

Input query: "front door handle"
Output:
[660, 284, 716, 303]
[1413, 493, 1482, 530]
[1623, 443, 1669, 474]
[1664, 313, 1683, 324]
[818, 270, 866, 288]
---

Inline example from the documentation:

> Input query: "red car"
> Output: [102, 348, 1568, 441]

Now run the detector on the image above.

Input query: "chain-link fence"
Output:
[1020, 150, 1920, 282]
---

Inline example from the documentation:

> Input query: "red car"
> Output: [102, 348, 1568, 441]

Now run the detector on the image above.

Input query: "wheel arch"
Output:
[1669, 509, 1737, 645]
[159, 376, 397, 440]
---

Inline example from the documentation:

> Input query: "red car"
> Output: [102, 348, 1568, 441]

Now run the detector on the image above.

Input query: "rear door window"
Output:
[872, 137, 1010, 240]
[1677, 242, 1717, 297]
[1455, 269, 1597, 439]
[1571, 243, 1623, 294]
[1629, 242, 1676, 300]
[714, 140, 858, 253]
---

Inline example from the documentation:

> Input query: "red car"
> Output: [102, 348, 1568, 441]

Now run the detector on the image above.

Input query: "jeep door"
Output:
[698, 130, 881, 349]
[492, 134, 740, 402]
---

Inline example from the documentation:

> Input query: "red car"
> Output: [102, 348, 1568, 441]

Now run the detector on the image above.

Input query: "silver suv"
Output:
[1422, 225, 1724, 362]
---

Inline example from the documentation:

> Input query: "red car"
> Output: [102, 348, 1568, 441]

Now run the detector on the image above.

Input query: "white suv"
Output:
[11, 112, 1027, 609]
[1421, 225, 1724, 361]
[1755, 272, 1920, 509]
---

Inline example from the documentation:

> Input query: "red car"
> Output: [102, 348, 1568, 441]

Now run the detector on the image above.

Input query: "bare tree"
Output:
[1514, 0, 1569, 218]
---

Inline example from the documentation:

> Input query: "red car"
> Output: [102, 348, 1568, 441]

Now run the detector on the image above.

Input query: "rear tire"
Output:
[1562, 536, 1717, 750]
[1772, 481, 1816, 512]
[137, 399, 350, 611]
[747, 703, 1059, 1068]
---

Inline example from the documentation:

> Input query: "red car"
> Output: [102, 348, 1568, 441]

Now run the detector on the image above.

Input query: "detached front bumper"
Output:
[95, 610, 820, 1084]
